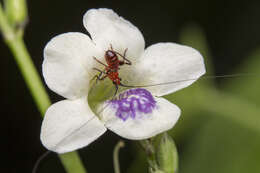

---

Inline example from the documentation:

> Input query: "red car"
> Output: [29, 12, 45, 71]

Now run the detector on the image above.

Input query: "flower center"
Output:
[108, 88, 157, 121]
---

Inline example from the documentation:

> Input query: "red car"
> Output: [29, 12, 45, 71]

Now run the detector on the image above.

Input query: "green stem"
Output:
[6, 36, 51, 115]
[59, 152, 87, 173]
[139, 140, 158, 171]
[0, 3, 87, 173]
[113, 141, 125, 173]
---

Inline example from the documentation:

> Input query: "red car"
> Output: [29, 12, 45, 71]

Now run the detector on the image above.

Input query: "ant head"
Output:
[106, 50, 116, 58]
[105, 50, 117, 63]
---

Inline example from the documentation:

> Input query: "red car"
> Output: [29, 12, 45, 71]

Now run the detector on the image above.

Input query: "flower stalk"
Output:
[140, 139, 160, 172]
[113, 140, 125, 173]
[0, 3, 87, 173]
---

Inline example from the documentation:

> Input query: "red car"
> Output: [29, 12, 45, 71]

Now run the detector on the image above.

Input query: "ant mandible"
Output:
[92, 44, 132, 96]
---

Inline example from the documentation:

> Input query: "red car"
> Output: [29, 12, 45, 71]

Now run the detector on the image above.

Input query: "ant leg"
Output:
[92, 68, 107, 83]
[93, 57, 108, 67]
[110, 44, 114, 51]
[113, 84, 119, 97]
[99, 75, 108, 80]
[114, 48, 132, 65]
[92, 73, 108, 84]
[92, 67, 104, 73]
[109, 44, 131, 65]
[123, 48, 128, 57]
[93, 67, 110, 75]
[122, 48, 131, 65]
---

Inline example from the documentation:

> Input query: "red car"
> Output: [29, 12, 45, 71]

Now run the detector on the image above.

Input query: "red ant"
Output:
[92, 44, 132, 96]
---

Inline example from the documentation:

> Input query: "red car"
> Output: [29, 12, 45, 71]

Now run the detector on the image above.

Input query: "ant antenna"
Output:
[119, 73, 258, 88]
[32, 151, 52, 173]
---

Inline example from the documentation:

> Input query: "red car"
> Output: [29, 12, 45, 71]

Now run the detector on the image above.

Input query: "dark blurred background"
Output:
[1, 0, 260, 173]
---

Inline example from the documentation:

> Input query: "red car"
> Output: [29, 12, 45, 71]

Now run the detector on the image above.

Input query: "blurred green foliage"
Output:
[127, 24, 260, 173]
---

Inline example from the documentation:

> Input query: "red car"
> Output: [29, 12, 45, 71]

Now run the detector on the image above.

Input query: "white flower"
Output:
[40, 8, 205, 154]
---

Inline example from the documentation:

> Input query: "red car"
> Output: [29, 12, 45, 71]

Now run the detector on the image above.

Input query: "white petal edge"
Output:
[43, 32, 103, 99]
[100, 97, 180, 140]
[132, 43, 206, 96]
[83, 8, 145, 62]
[40, 98, 107, 153]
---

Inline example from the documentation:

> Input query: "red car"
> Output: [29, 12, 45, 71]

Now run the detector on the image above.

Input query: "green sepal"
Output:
[156, 133, 178, 173]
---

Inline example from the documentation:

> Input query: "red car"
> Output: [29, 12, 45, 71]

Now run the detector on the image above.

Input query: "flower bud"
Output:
[4, 0, 27, 26]
[156, 133, 178, 173]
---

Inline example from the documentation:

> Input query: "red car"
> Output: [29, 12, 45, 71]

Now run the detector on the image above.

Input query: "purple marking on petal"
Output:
[108, 88, 157, 121]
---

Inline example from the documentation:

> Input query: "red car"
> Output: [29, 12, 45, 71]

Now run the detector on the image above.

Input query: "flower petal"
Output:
[133, 43, 206, 96]
[43, 32, 102, 99]
[40, 99, 107, 153]
[100, 92, 180, 140]
[83, 8, 145, 61]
